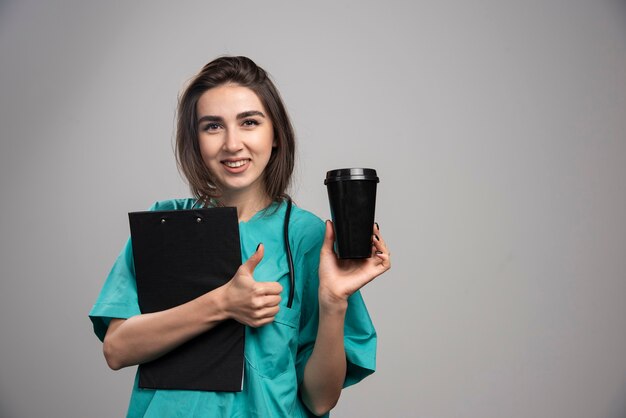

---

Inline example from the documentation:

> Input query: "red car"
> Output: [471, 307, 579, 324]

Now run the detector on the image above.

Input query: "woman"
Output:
[89, 56, 391, 417]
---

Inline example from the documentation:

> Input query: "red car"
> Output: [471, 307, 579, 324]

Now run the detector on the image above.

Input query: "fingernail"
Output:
[375, 222, 380, 231]
[256, 243, 262, 251]
[374, 234, 380, 241]
[376, 250, 383, 255]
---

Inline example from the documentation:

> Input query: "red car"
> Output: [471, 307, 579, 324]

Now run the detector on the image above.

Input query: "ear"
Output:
[272, 136, 278, 148]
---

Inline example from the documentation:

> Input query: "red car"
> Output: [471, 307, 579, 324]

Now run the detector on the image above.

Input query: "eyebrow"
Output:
[197, 110, 266, 125]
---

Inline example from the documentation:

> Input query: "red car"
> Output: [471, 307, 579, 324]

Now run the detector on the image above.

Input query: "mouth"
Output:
[222, 158, 250, 168]
[221, 158, 251, 171]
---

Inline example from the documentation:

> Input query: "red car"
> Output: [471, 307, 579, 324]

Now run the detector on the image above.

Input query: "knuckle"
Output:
[253, 310, 268, 320]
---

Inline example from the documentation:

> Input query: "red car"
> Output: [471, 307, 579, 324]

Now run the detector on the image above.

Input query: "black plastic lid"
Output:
[324, 168, 379, 184]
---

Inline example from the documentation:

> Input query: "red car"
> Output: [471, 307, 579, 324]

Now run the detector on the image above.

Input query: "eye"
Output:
[202, 122, 222, 132]
[242, 119, 260, 127]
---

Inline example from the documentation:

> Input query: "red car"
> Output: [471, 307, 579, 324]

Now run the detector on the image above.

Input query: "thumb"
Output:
[242, 242, 264, 275]
[321, 220, 336, 255]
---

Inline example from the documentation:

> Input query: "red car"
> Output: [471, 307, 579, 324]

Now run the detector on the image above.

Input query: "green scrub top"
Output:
[89, 199, 377, 417]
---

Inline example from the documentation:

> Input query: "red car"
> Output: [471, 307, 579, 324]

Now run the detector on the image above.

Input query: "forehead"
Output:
[196, 84, 266, 117]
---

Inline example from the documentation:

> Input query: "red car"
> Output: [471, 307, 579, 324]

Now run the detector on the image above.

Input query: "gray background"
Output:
[1, 1, 625, 417]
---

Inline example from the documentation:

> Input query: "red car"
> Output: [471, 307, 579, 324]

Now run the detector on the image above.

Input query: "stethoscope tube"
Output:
[283, 198, 295, 308]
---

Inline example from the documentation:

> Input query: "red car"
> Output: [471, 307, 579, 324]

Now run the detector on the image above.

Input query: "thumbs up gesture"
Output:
[221, 244, 283, 328]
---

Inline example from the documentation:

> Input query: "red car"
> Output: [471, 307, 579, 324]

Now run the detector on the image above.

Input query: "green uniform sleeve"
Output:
[342, 291, 377, 387]
[89, 237, 141, 342]
[295, 217, 377, 389]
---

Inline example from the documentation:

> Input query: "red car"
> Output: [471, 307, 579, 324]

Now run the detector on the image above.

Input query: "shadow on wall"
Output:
[0, 0, 19, 38]
[611, 378, 626, 418]
[0, 402, 16, 418]
[0, 0, 15, 18]
[614, 0, 626, 33]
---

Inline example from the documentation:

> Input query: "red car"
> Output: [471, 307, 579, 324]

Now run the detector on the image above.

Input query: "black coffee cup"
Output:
[324, 168, 379, 259]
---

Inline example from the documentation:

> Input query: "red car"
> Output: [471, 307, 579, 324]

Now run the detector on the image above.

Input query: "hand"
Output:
[318, 221, 391, 309]
[221, 244, 283, 327]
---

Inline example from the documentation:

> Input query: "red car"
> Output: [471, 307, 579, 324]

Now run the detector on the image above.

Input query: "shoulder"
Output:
[148, 198, 197, 211]
[288, 204, 326, 253]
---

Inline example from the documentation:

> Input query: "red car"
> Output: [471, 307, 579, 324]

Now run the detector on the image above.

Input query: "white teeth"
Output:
[223, 159, 248, 168]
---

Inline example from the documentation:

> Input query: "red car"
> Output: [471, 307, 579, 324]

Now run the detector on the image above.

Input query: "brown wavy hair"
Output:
[175, 56, 295, 206]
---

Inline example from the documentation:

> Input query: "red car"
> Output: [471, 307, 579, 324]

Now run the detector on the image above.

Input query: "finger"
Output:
[371, 228, 391, 268]
[243, 243, 264, 274]
[259, 304, 280, 317]
[321, 220, 336, 255]
[374, 251, 391, 267]
[249, 309, 280, 328]
[372, 235, 385, 253]
[372, 230, 388, 252]
[259, 294, 282, 308]
[254, 281, 283, 296]
[251, 294, 281, 310]
[372, 224, 386, 242]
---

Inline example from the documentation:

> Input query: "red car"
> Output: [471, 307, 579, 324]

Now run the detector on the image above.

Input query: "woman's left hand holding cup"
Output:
[317, 221, 391, 311]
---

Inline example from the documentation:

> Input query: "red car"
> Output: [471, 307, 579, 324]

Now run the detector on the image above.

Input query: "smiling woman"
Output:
[175, 57, 296, 218]
[88, 56, 391, 417]
[196, 84, 275, 216]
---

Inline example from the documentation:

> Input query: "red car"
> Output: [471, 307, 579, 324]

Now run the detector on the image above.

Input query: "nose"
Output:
[223, 129, 243, 153]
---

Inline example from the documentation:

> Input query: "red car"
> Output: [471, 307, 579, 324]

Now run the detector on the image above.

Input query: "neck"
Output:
[219, 191, 272, 222]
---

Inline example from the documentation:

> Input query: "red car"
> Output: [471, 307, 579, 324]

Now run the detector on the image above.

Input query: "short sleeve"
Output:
[89, 237, 141, 341]
[295, 218, 377, 389]
[342, 291, 377, 387]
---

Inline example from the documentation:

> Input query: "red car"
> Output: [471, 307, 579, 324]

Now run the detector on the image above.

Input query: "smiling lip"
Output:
[221, 158, 250, 173]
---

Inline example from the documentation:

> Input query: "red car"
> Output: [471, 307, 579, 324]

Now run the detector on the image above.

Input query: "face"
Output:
[196, 84, 275, 201]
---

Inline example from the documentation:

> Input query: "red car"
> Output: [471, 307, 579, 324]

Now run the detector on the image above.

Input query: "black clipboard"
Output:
[128, 206, 244, 392]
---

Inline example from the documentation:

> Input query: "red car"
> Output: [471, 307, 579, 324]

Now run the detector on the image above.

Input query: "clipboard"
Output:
[128, 206, 244, 392]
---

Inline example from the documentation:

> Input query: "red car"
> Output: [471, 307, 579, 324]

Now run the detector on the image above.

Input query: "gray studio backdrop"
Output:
[1, 1, 625, 417]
